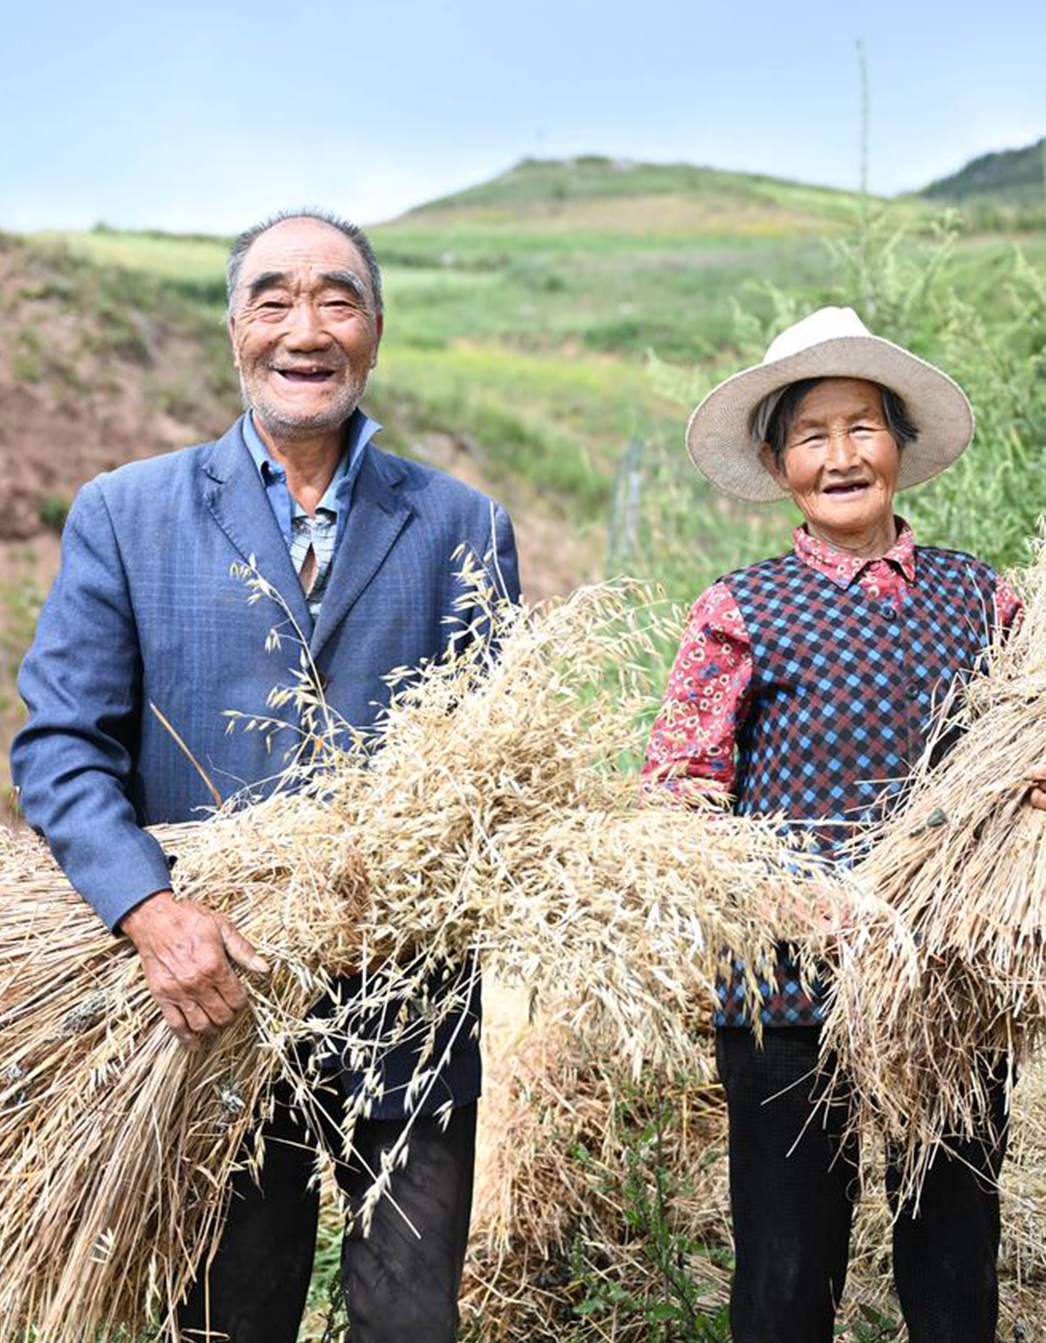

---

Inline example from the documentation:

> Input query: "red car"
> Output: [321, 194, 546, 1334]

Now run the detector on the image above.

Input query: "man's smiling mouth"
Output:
[274, 367, 337, 383]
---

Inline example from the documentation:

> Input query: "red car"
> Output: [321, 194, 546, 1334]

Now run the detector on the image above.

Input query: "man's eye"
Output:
[259, 300, 289, 312]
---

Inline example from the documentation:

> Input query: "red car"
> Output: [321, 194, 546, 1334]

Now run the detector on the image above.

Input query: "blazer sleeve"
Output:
[11, 480, 173, 931]
[471, 501, 522, 621]
[443, 501, 521, 670]
[488, 503, 522, 606]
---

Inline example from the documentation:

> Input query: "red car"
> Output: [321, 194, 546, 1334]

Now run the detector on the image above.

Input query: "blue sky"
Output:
[1, 0, 1043, 233]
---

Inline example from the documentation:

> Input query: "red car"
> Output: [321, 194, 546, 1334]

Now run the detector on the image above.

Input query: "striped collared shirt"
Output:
[242, 409, 380, 622]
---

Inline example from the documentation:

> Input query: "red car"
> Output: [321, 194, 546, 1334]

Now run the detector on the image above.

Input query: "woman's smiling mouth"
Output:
[822, 480, 870, 496]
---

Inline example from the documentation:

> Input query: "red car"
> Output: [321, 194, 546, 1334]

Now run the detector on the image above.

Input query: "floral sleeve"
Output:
[641, 582, 753, 802]
[995, 574, 1023, 635]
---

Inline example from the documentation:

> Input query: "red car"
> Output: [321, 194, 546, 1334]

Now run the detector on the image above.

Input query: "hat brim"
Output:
[685, 334, 974, 503]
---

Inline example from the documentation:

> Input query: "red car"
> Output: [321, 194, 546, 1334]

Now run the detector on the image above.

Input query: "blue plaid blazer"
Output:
[12, 414, 520, 1116]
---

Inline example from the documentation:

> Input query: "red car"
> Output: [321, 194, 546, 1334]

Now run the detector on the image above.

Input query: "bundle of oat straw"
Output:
[0, 566, 817, 1343]
[823, 535, 1046, 1198]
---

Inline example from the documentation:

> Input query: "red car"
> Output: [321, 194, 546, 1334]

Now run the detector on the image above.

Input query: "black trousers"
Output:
[716, 1027, 1008, 1343]
[176, 1081, 477, 1343]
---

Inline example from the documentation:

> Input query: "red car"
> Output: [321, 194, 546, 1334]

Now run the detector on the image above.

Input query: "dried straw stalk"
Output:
[462, 996, 731, 1342]
[462, 999, 1046, 1343]
[0, 568, 817, 1342]
[822, 535, 1046, 1196]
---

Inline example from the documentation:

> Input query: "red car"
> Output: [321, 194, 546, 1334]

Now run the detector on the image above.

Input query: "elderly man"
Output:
[12, 209, 520, 1343]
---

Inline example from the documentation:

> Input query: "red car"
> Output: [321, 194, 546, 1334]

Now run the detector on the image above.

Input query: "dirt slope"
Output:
[0, 235, 599, 807]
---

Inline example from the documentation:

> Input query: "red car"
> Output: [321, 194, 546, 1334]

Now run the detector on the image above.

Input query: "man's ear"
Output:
[759, 442, 788, 492]
[228, 315, 240, 369]
[370, 312, 384, 368]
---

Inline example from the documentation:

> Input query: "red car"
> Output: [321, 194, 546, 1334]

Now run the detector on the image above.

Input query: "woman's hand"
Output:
[807, 878, 863, 954]
[1026, 767, 1046, 811]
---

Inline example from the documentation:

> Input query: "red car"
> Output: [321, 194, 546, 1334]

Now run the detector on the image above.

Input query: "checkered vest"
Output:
[716, 545, 998, 1028]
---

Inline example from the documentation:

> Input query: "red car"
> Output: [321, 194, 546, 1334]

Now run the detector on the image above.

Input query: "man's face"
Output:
[228, 217, 383, 440]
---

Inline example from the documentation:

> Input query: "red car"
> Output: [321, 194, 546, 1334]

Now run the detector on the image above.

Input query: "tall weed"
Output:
[634, 204, 1046, 604]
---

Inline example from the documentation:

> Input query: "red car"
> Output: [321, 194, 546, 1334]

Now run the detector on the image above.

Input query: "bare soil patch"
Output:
[0, 236, 603, 798]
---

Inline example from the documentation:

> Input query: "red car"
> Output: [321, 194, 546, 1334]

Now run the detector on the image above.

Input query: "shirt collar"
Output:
[242, 407, 382, 509]
[793, 517, 916, 588]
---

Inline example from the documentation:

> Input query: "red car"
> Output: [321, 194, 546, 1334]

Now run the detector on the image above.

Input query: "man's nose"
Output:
[282, 300, 332, 349]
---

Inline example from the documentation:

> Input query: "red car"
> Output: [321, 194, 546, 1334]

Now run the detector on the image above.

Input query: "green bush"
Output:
[635, 205, 1046, 603]
[38, 495, 70, 532]
[768, 208, 1046, 570]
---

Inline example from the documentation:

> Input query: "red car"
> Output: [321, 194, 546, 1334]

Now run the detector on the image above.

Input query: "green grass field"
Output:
[33, 228, 229, 282]
[22, 153, 1046, 594]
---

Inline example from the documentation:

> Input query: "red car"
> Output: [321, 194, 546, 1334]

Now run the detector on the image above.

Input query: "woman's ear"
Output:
[760, 442, 789, 492]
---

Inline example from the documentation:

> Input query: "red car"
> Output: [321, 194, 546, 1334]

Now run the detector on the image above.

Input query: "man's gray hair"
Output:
[225, 208, 384, 315]
[751, 376, 919, 467]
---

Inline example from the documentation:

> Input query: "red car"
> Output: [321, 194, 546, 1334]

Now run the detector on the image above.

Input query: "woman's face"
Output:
[763, 377, 901, 546]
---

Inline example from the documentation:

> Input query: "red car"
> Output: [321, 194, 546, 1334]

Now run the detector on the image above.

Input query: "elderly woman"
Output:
[643, 307, 1033, 1343]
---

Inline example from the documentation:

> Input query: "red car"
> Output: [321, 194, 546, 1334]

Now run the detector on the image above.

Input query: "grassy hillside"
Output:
[17, 152, 1046, 542]
[407, 154, 877, 227]
[38, 158, 880, 523]
[8, 154, 1046, 773]
[925, 137, 1045, 204]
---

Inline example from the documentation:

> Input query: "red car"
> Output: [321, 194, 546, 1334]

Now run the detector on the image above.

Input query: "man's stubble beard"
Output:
[239, 365, 371, 442]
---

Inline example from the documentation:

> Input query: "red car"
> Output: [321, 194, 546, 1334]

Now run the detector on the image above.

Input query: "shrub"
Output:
[37, 496, 70, 532]
[635, 205, 1046, 596]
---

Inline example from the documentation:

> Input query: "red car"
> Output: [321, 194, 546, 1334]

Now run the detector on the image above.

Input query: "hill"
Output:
[406, 154, 875, 233]
[924, 137, 1045, 205]
[371, 155, 872, 367]
[4, 152, 1046, 810]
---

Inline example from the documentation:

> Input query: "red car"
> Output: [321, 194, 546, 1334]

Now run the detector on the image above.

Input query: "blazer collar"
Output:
[310, 442, 412, 658]
[200, 417, 414, 660]
[200, 417, 314, 637]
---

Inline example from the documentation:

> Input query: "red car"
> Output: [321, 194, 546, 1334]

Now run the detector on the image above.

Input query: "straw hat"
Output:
[685, 306, 974, 503]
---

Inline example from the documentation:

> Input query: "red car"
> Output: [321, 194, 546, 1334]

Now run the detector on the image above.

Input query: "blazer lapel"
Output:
[310, 445, 412, 659]
[200, 418, 314, 638]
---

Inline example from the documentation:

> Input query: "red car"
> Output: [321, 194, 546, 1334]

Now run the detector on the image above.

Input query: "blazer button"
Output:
[906, 682, 920, 700]
[880, 603, 896, 619]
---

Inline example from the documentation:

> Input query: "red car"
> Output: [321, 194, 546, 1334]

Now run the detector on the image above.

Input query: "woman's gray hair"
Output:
[751, 377, 919, 467]
[225, 208, 384, 316]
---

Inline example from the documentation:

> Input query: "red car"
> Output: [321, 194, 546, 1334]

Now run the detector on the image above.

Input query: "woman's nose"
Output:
[825, 430, 858, 467]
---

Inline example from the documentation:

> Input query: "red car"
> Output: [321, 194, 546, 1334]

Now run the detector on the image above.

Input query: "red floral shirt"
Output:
[642, 521, 1023, 801]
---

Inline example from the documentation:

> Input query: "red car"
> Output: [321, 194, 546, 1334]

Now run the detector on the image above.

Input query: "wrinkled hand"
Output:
[808, 878, 857, 953]
[119, 889, 269, 1049]
[1027, 766, 1046, 811]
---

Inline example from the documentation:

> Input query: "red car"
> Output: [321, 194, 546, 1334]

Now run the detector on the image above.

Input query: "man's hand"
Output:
[1027, 767, 1046, 811]
[119, 890, 269, 1049]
